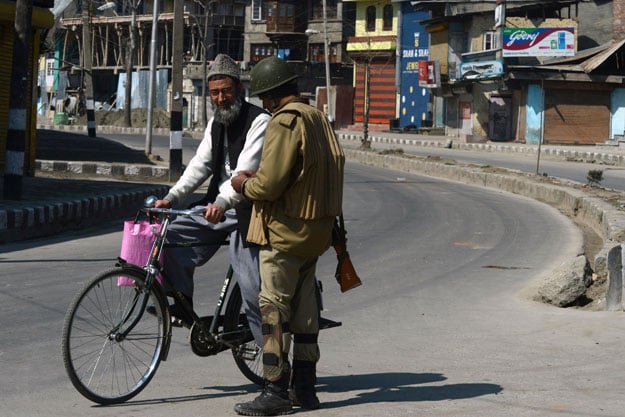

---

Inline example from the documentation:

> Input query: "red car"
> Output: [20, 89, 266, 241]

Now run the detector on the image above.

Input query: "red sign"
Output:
[418, 61, 439, 88]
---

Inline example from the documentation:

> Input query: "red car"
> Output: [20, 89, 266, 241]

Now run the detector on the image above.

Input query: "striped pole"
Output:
[85, 98, 96, 138]
[169, 113, 183, 182]
[4, 0, 33, 200]
[82, 1, 96, 138]
[169, 0, 183, 182]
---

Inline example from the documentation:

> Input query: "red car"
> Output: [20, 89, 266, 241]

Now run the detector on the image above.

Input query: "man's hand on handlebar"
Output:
[146, 199, 172, 220]
[204, 203, 225, 224]
[154, 199, 172, 208]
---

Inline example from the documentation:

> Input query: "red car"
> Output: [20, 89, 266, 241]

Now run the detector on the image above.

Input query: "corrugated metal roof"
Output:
[531, 38, 625, 74]
[509, 39, 625, 74]
[581, 38, 625, 73]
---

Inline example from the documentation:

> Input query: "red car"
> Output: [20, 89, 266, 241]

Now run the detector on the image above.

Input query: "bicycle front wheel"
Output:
[61, 267, 169, 404]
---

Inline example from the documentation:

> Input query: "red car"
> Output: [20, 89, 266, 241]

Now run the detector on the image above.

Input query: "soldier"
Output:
[231, 56, 345, 416]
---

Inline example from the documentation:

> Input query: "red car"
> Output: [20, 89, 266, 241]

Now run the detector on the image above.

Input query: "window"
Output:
[366, 5, 376, 32]
[251, 44, 274, 62]
[383, 4, 393, 31]
[483, 31, 499, 51]
[46, 61, 55, 76]
[251, 0, 266, 21]
[279, 3, 294, 17]
[310, 0, 337, 20]
[308, 43, 337, 63]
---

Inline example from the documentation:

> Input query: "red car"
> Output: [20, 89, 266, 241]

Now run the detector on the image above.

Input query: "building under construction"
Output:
[46, 0, 246, 128]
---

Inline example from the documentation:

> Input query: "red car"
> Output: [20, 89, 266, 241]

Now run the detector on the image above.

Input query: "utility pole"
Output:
[200, 2, 210, 128]
[123, 0, 137, 127]
[362, 59, 371, 149]
[322, 0, 333, 127]
[169, 0, 183, 181]
[145, 0, 159, 157]
[4, 0, 33, 200]
[82, 0, 96, 137]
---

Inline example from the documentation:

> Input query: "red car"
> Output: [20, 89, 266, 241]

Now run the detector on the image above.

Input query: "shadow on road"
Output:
[36, 129, 155, 164]
[105, 372, 502, 409]
[317, 372, 502, 408]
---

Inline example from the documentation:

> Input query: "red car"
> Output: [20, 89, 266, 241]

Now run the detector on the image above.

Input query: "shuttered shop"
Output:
[354, 62, 396, 125]
[544, 83, 610, 145]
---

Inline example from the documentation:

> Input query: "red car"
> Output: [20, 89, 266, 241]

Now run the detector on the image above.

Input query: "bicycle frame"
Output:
[117, 204, 251, 356]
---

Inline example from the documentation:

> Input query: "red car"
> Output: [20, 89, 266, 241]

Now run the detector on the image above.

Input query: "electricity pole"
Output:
[82, 0, 96, 137]
[145, 0, 159, 157]
[123, 0, 137, 127]
[169, 0, 183, 181]
[4, 0, 33, 200]
[322, 0, 333, 127]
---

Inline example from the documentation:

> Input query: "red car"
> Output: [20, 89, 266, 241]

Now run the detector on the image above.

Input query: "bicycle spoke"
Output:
[62, 269, 167, 404]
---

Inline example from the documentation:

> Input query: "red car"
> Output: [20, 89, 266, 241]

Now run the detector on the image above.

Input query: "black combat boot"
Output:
[289, 360, 320, 410]
[234, 373, 292, 416]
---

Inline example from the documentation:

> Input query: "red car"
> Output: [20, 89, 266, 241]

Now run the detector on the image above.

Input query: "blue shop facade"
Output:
[397, 5, 431, 130]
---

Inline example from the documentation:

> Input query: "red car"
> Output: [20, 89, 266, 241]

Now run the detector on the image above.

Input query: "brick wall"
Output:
[615, 0, 625, 40]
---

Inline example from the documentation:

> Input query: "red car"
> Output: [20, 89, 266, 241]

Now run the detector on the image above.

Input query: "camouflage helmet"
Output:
[250, 56, 298, 97]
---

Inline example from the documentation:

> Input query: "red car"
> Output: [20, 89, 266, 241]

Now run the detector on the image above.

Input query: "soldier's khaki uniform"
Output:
[242, 98, 344, 381]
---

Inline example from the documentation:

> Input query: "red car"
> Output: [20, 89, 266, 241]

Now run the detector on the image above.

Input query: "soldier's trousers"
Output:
[258, 246, 320, 382]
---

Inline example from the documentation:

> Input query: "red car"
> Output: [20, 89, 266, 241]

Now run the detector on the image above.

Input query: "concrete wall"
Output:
[577, 0, 619, 49]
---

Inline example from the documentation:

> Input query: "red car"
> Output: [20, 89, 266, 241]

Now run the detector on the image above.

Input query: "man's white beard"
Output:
[213, 96, 243, 126]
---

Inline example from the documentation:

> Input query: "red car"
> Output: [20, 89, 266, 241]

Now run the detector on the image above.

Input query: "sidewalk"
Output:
[336, 124, 625, 166]
[0, 127, 170, 244]
[2, 123, 625, 244]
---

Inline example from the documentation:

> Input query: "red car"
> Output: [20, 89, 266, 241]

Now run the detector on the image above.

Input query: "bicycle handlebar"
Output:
[141, 206, 205, 217]
[141, 195, 205, 217]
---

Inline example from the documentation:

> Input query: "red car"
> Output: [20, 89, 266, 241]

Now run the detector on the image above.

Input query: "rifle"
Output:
[332, 214, 362, 292]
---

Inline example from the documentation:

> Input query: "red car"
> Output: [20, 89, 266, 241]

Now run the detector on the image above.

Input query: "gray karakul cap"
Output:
[207, 54, 240, 80]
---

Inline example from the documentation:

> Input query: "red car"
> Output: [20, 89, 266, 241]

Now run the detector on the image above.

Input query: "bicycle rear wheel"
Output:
[224, 282, 264, 386]
[61, 267, 169, 404]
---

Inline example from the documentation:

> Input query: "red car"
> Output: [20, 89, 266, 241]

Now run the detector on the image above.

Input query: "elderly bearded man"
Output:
[151, 54, 270, 347]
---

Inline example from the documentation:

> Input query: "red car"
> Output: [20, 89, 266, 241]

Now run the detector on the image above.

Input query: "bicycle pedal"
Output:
[171, 317, 192, 329]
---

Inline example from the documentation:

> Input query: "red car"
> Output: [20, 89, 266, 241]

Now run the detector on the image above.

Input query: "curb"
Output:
[35, 160, 170, 181]
[336, 133, 625, 167]
[38, 123, 172, 137]
[0, 184, 169, 244]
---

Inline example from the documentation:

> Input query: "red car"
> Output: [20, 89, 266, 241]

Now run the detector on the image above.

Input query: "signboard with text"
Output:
[418, 60, 440, 88]
[502, 27, 575, 57]
[399, 7, 431, 128]
[459, 60, 504, 79]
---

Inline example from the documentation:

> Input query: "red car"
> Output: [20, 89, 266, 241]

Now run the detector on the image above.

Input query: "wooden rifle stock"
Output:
[333, 242, 362, 292]
[332, 215, 362, 292]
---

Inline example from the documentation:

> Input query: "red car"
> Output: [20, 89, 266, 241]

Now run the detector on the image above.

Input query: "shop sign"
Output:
[459, 60, 504, 79]
[418, 60, 440, 88]
[502, 27, 575, 57]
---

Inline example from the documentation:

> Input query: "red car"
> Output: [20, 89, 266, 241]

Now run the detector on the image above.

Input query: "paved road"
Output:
[93, 130, 625, 193]
[4, 163, 625, 417]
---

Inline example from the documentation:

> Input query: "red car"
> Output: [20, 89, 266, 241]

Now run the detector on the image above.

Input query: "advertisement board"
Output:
[459, 60, 504, 79]
[418, 60, 440, 88]
[502, 27, 575, 57]
[399, 7, 432, 128]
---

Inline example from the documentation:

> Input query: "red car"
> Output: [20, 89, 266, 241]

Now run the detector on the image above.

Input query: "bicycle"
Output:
[61, 196, 341, 405]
